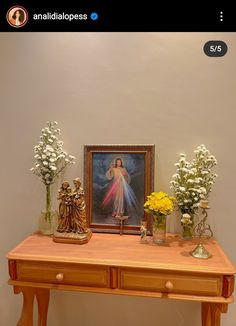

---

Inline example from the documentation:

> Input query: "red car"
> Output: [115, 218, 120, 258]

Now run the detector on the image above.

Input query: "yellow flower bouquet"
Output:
[144, 192, 175, 228]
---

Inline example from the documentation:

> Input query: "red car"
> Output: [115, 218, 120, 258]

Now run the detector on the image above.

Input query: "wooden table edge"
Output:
[6, 255, 236, 276]
[8, 279, 234, 304]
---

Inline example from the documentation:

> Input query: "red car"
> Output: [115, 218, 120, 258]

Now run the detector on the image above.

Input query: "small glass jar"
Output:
[181, 213, 194, 240]
[152, 215, 166, 244]
[182, 224, 193, 240]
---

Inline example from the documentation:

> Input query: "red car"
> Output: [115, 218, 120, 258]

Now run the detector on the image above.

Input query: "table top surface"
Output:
[7, 233, 236, 275]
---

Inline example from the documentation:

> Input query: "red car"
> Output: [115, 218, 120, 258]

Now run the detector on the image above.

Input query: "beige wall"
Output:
[0, 32, 235, 326]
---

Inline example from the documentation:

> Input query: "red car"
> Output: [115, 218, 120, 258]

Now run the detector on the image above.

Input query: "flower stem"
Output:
[45, 185, 52, 224]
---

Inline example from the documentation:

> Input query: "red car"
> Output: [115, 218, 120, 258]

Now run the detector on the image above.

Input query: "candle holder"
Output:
[191, 200, 213, 259]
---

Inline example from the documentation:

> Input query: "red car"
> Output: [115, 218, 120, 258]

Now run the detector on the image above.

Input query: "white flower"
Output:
[187, 179, 194, 184]
[172, 174, 179, 178]
[31, 121, 76, 185]
[181, 213, 193, 225]
[59, 154, 65, 159]
[199, 187, 207, 194]
[170, 144, 217, 219]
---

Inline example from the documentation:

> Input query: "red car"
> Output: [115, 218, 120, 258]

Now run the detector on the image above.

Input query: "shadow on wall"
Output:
[49, 291, 201, 326]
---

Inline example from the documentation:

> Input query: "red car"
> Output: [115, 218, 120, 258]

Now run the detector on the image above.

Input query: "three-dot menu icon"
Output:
[220, 11, 223, 22]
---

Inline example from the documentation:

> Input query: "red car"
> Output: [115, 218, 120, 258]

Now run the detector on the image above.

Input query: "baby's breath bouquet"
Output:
[31, 121, 76, 224]
[170, 153, 200, 217]
[170, 144, 217, 238]
[192, 144, 218, 197]
[144, 192, 175, 227]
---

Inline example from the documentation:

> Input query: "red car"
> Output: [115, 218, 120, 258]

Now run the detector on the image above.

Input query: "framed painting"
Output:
[84, 144, 154, 234]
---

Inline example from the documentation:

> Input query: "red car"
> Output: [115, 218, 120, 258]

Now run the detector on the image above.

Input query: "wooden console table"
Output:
[7, 233, 235, 326]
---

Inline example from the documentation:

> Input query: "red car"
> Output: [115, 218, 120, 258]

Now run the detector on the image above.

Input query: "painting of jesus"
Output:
[84, 145, 154, 234]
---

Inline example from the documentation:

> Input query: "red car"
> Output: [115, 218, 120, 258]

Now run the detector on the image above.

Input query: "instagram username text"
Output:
[33, 12, 88, 21]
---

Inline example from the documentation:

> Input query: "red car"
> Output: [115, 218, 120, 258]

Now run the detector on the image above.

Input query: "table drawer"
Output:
[17, 261, 110, 288]
[119, 268, 222, 296]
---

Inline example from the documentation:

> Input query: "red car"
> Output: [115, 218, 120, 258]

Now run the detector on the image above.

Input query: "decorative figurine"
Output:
[71, 178, 90, 234]
[53, 178, 92, 244]
[191, 199, 213, 259]
[56, 181, 72, 233]
[140, 220, 148, 243]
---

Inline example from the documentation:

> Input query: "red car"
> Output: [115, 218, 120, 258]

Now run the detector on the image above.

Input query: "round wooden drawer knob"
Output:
[165, 281, 174, 291]
[56, 273, 64, 282]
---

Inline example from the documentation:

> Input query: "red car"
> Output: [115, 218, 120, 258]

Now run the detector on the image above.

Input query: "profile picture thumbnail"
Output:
[6, 6, 28, 28]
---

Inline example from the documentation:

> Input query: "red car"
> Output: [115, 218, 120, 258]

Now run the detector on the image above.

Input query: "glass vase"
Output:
[182, 225, 193, 240]
[39, 210, 58, 235]
[38, 184, 58, 235]
[152, 215, 166, 244]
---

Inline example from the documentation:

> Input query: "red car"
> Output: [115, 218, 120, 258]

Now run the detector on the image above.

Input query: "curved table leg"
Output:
[14, 286, 35, 326]
[202, 303, 228, 326]
[36, 288, 50, 326]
